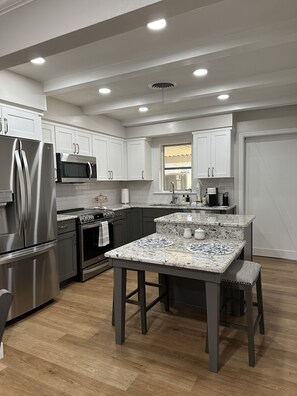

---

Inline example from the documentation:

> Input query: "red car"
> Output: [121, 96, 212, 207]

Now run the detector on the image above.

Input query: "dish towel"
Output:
[98, 221, 110, 247]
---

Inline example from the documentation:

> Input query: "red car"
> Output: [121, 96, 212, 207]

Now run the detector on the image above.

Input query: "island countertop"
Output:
[105, 233, 245, 274]
[154, 213, 255, 228]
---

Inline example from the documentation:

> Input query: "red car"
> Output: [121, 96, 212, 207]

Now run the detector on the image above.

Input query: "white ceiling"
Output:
[8, 0, 297, 127]
[0, 0, 34, 15]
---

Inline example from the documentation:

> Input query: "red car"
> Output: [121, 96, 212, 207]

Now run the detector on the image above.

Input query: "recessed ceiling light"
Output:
[139, 107, 148, 112]
[30, 57, 45, 65]
[147, 18, 167, 31]
[193, 68, 208, 77]
[217, 94, 230, 101]
[99, 88, 111, 95]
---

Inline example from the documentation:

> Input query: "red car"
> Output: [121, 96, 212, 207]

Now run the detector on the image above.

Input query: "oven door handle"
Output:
[80, 218, 113, 230]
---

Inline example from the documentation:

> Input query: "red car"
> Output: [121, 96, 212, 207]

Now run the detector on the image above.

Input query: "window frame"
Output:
[162, 143, 192, 192]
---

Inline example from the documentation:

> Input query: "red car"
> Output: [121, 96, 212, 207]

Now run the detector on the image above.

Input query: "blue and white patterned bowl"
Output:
[186, 242, 234, 255]
[136, 237, 174, 248]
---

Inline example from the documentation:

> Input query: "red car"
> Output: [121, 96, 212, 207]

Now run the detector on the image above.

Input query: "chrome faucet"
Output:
[170, 182, 178, 204]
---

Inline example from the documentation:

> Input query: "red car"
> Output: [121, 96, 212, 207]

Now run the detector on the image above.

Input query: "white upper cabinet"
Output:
[55, 125, 92, 156]
[0, 104, 42, 140]
[42, 122, 57, 179]
[127, 138, 152, 180]
[193, 128, 232, 178]
[92, 134, 125, 181]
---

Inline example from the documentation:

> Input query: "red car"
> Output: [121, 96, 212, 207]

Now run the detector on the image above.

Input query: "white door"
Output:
[55, 126, 76, 154]
[109, 138, 125, 180]
[211, 130, 231, 177]
[75, 130, 92, 156]
[193, 133, 211, 178]
[42, 123, 57, 179]
[127, 140, 144, 180]
[92, 134, 109, 180]
[245, 133, 297, 260]
[1, 106, 41, 140]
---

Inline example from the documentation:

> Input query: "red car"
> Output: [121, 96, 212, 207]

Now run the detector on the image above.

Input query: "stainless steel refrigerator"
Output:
[0, 136, 59, 321]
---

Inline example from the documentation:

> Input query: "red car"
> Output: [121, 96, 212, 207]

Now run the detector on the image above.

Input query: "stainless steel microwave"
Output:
[56, 153, 97, 183]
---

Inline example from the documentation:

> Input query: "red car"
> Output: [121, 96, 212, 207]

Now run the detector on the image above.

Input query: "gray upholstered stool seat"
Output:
[206, 259, 265, 367]
[222, 260, 261, 285]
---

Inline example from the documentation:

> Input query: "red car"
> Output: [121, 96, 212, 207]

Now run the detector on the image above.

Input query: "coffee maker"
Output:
[207, 187, 219, 207]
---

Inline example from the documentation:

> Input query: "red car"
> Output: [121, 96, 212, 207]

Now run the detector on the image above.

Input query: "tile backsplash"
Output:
[56, 182, 122, 211]
[55, 178, 234, 210]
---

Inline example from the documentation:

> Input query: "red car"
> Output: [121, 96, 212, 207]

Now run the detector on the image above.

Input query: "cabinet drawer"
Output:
[57, 219, 76, 234]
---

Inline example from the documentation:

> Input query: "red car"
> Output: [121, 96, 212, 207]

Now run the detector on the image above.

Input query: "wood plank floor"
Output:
[1, 256, 297, 395]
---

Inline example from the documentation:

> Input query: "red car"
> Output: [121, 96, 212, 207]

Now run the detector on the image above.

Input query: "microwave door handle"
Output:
[14, 150, 26, 234]
[21, 149, 32, 230]
[87, 161, 92, 179]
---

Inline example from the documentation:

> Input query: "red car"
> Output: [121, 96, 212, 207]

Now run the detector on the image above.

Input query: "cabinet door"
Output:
[133, 208, 143, 239]
[76, 130, 92, 156]
[57, 231, 77, 282]
[1, 105, 41, 140]
[92, 134, 109, 180]
[42, 123, 57, 179]
[109, 138, 125, 180]
[112, 219, 125, 248]
[127, 139, 151, 180]
[211, 130, 231, 177]
[193, 133, 211, 178]
[55, 126, 76, 154]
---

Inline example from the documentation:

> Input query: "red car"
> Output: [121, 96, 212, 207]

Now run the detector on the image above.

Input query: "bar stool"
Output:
[0, 289, 13, 360]
[112, 272, 169, 334]
[206, 260, 265, 367]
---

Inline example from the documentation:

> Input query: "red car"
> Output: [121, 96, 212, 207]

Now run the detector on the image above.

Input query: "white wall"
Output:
[44, 97, 126, 138]
[0, 70, 46, 111]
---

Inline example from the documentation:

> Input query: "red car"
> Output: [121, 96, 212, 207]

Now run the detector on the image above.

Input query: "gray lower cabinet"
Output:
[112, 213, 126, 248]
[142, 208, 176, 237]
[57, 220, 77, 283]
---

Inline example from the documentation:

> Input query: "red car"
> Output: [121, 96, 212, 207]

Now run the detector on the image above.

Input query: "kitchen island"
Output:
[106, 232, 245, 373]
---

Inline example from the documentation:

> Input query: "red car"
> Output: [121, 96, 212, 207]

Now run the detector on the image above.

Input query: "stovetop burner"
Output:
[58, 207, 114, 223]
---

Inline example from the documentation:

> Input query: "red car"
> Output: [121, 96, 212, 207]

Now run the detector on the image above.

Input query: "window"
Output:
[163, 144, 192, 191]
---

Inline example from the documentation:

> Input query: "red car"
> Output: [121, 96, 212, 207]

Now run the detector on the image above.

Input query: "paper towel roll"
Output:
[121, 188, 129, 204]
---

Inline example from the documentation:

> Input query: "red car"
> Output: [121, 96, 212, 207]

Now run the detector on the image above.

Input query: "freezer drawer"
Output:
[0, 241, 59, 321]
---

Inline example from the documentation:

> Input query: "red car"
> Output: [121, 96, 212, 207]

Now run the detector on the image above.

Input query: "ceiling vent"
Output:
[148, 81, 177, 104]
[149, 81, 177, 90]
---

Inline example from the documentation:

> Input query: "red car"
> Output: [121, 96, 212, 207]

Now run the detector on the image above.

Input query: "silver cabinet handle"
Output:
[111, 170, 113, 179]
[76, 143, 79, 154]
[58, 225, 67, 230]
[73, 143, 76, 154]
[142, 170, 144, 179]
[4, 118, 8, 134]
[212, 167, 214, 177]
[108, 170, 111, 180]
[208, 167, 210, 177]
[0, 117, 2, 133]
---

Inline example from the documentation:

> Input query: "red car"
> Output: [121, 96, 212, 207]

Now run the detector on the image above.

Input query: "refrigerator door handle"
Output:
[21, 149, 32, 231]
[14, 150, 26, 235]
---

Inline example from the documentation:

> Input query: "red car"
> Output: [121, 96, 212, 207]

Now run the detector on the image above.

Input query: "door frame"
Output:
[238, 127, 297, 214]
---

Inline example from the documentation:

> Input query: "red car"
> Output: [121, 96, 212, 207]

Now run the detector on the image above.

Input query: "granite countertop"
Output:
[106, 203, 235, 211]
[154, 213, 255, 228]
[105, 233, 245, 273]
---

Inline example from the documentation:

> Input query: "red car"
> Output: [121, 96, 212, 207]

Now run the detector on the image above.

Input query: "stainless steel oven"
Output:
[58, 208, 114, 281]
[78, 215, 114, 281]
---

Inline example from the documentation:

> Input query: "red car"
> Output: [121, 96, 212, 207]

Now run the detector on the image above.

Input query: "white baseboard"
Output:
[0, 342, 3, 360]
[254, 247, 297, 261]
